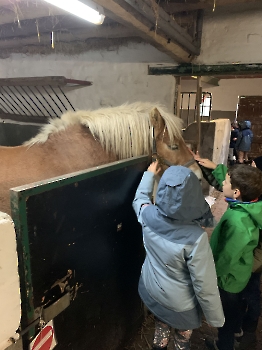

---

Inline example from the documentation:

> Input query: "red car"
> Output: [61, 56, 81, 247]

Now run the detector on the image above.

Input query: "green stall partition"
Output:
[10, 156, 148, 350]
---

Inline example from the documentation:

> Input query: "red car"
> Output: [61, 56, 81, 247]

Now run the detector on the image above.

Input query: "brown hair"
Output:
[228, 165, 262, 202]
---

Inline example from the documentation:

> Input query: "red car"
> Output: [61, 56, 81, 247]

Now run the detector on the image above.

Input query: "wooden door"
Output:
[237, 96, 262, 159]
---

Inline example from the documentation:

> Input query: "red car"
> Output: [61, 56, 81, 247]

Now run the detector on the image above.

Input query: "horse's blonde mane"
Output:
[25, 102, 183, 159]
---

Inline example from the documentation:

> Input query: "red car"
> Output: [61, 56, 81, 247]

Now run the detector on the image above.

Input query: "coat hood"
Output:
[155, 166, 210, 221]
[238, 120, 251, 130]
[227, 199, 262, 229]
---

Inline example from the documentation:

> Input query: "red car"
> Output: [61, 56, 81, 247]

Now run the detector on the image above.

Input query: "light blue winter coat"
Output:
[133, 166, 224, 329]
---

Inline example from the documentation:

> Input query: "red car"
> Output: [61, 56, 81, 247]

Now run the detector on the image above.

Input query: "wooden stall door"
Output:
[237, 96, 262, 159]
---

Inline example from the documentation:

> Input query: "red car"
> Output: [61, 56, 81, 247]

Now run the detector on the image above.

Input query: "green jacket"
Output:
[210, 164, 262, 293]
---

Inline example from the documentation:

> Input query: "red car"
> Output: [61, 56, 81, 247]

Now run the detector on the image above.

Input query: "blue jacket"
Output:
[132, 166, 224, 329]
[236, 128, 253, 152]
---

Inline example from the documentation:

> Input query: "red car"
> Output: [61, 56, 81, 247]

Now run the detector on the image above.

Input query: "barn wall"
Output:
[181, 78, 262, 121]
[184, 6, 259, 142]
[0, 42, 176, 112]
[196, 9, 262, 64]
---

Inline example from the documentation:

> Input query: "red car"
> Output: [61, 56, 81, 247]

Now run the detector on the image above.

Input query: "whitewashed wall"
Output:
[182, 78, 262, 112]
[0, 42, 176, 113]
[2, 7, 262, 114]
[196, 9, 262, 64]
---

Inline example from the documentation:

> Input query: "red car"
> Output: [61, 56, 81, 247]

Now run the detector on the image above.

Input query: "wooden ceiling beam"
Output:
[0, 2, 66, 25]
[0, 25, 135, 49]
[93, 0, 195, 62]
[0, 16, 128, 40]
[161, 0, 262, 13]
[0, 11, 197, 55]
[124, 0, 198, 52]
[126, 0, 199, 54]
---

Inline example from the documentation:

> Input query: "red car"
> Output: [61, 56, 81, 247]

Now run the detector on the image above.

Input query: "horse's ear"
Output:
[150, 108, 165, 131]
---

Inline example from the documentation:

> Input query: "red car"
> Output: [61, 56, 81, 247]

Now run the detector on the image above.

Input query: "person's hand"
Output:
[147, 160, 162, 176]
[190, 150, 217, 170]
[196, 158, 217, 169]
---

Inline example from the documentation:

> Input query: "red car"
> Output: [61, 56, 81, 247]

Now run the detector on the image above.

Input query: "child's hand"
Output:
[197, 158, 217, 169]
[188, 149, 202, 162]
[190, 150, 217, 169]
[148, 160, 161, 176]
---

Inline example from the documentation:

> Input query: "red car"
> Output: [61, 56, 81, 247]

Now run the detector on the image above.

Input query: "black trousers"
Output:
[217, 288, 244, 350]
[241, 272, 261, 332]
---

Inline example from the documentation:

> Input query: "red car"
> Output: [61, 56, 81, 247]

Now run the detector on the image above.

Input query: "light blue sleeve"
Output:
[132, 171, 155, 224]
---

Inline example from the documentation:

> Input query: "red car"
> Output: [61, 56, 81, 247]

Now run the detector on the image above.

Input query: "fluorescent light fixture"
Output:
[43, 0, 105, 25]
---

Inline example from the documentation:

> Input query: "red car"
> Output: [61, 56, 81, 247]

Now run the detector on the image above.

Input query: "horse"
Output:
[0, 102, 201, 215]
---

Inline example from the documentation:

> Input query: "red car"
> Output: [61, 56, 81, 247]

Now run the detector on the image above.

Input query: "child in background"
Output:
[133, 160, 224, 350]
[194, 156, 262, 350]
[235, 120, 253, 164]
[228, 123, 239, 166]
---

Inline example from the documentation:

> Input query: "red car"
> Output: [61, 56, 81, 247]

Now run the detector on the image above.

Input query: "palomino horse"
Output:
[0, 102, 201, 215]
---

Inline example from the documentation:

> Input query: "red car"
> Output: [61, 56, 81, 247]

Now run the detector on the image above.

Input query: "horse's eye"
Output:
[168, 144, 179, 150]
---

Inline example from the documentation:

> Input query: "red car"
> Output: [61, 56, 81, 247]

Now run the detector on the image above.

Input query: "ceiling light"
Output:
[43, 0, 105, 25]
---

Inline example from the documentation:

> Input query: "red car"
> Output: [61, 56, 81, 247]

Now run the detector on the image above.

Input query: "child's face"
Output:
[222, 173, 236, 199]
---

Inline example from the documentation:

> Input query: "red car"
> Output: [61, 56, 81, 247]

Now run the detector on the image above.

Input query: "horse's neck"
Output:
[0, 125, 117, 214]
[0, 125, 117, 182]
[45, 124, 117, 169]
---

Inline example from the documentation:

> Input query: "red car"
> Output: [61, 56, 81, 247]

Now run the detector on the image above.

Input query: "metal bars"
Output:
[180, 92, 212, 127]
[0, 85, 75, 119]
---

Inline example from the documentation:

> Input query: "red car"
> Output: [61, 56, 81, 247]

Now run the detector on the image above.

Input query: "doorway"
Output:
[237, 96, 262, 159]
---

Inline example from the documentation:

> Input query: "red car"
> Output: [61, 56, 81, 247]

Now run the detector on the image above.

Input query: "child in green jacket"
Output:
[194, 157, 262, 350]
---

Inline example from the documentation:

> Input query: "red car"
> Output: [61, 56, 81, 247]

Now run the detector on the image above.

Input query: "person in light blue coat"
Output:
[133, 161, 224, 350]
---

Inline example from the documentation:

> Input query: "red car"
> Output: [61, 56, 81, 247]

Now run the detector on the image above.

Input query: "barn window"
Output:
[200, 92, 212, 118]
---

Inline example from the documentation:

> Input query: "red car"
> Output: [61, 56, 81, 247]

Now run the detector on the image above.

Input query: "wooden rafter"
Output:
[124, 0, 199, 54]
[161, 0, 262, 13]
[93, 0, 195, 62]
[0, 24, 135, 49]
[0, 2, 65, 25]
